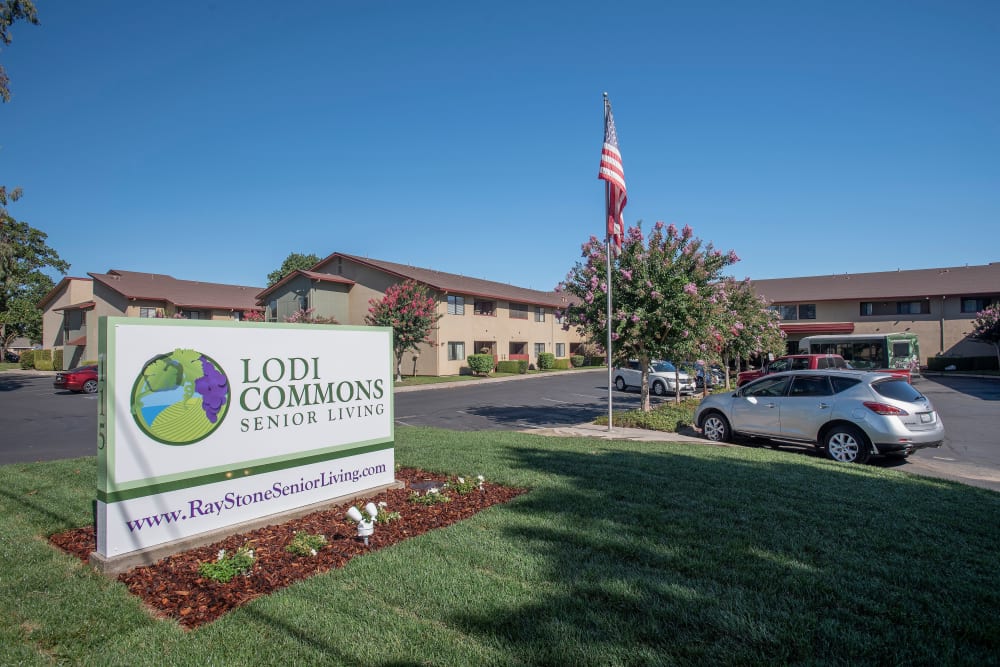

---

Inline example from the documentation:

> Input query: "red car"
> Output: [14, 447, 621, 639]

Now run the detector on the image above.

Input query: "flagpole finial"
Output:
[603, 91, 608, 99]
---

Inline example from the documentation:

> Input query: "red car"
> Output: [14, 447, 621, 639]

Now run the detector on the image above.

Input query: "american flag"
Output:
[598, 97, 627, 252]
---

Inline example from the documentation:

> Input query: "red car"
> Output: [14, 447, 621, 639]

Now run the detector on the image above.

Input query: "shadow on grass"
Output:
[439, 440, 1000, 664]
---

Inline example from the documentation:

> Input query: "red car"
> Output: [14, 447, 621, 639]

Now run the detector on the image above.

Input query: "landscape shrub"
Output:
[553, 358, 570, 370]
[570, 355, 585, 368]
[19, 349, 35, 369]
[537, 352, 555, 370]
[497, 360, 528, 374]
[53, 348, 64, 370]
[466, 354, 494, 375]
[34, 349, 54, 371]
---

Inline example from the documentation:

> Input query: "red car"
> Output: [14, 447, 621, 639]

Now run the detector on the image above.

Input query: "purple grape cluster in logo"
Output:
[130, 349, 230, 445]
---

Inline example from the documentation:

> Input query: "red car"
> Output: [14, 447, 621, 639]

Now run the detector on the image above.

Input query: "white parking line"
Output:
[932, 456, 957, 462]
[541, 398, 570, 404]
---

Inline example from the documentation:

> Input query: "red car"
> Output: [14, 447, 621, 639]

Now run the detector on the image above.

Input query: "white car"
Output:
[613, 360, 696, 396]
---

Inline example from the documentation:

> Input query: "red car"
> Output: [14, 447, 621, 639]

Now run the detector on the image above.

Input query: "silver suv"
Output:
[694, 370, 945, 463]
[614, 360, 696, 396]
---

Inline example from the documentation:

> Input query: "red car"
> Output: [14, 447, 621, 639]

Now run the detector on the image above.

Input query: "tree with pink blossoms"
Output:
[970, 304, 1000, 371]
[710, 277, 786, 389]
[558, 221, 738, 411]
[365, 280, 442, 381]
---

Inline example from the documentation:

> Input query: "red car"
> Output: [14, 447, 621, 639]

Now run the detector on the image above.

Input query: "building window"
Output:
[779, 305, 798, 320]
[961, 297, 994, 313]
[535, 307, 545, 322]
[181, 310, 203, 319]
[556, 343, 565, 357]
[474, 300, 496, 316]
[860, 302, 873, 317]
[139, 307, 158, 318]
[448, 295, 465, 315]
[534, 342, 546, 357]
[509, 303, 528, 319]
[797, 304, 816, 320]
[268, 300, 278, 322]
[447, 341, 465, 361]
[896, 301, 929, 315]
[297, 294, 309, 312]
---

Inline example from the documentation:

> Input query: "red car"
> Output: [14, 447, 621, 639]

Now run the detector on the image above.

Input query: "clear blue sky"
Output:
[2, 1, 997, 292]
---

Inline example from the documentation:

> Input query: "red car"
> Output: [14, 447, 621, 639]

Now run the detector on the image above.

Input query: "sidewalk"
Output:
[527, 420, 709, 443]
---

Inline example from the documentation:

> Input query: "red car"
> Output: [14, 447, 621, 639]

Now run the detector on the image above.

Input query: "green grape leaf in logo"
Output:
[131, 349, 230, 445]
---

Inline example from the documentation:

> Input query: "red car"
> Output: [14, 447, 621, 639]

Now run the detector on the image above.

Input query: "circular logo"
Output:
[130, 349, 230, 445]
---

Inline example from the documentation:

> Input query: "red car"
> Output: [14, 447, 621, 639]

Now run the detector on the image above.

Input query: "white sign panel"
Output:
[96, 318, 394, 558]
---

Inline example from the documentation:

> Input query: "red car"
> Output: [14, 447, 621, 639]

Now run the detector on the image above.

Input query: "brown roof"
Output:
[317, 252, 573, 308]
[255, 269, 355, 301]
[89, 270, 263, 311]
[752, 263, 1000, 302]
[52, 300, 96, 312]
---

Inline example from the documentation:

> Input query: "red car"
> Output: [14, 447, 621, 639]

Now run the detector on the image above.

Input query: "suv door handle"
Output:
[817, 402, 830, 409]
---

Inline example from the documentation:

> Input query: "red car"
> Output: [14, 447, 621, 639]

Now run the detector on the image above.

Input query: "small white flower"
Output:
[428, 487, 439, 494]
[457, 476, 465, 484]
[310, 548, 317, 556]
[217, 549, 226, 561]
[477, 475, 485, 482]
[247, 549, 254, 560]
[378, 501, 387, 508]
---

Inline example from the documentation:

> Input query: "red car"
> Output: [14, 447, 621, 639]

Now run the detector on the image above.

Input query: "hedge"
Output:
[496, 360, 528, 374]
[466, 354, 495, 375]
[537, 352, 555, 370]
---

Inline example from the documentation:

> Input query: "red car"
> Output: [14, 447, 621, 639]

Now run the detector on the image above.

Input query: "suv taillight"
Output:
[863, 401, 908, 416]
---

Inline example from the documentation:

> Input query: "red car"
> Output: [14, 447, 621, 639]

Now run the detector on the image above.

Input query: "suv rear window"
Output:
[830, 376, 862, 393]
[872, 378, 923, 402]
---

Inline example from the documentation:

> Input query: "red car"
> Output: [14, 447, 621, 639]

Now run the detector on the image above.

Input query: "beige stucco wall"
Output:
[779, 297, 993, 363]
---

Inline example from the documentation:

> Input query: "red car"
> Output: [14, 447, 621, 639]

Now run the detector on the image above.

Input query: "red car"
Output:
[54, 365, 99, 394]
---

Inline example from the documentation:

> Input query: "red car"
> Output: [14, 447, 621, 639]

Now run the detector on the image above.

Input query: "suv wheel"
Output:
[824, 425, 871, 464]
[701, 412, 731, 443]
[615, 376, 627, 392]
[651, 380, 666, 396]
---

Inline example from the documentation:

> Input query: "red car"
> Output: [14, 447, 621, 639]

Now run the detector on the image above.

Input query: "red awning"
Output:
[66, 336, 87, 346]
[780, 322, 855, 335]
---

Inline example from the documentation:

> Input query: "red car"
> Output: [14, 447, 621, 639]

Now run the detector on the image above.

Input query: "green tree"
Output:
[364, 280, 442, 381]
[559, 222, 738, 411]
[712, 277, 786, 388]
[971, 304, 1000, 371]
[1, 189, 68, 359]
[1, 0, 39, 102]
[266, 252, 320, 287]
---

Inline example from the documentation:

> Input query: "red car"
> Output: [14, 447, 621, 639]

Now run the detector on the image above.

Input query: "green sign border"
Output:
[97, 317, 395, 502]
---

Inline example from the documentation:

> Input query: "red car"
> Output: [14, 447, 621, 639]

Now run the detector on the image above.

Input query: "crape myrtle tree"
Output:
[558, 221, 739, 411]
[712, 277, 786, 389]
[971, 304, 1000, 371]
[365, 279, 442, 381]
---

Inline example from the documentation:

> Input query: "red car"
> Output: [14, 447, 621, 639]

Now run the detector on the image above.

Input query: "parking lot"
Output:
[2, 370, 998, 491]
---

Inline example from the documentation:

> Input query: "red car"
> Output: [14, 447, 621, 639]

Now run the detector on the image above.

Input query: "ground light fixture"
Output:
[346, 503, 379, 545]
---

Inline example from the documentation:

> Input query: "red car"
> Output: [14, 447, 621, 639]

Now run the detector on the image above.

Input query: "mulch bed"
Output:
[50, 467, 527, 630]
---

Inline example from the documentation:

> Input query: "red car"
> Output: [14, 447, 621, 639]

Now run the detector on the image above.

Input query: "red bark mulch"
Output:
[49, 467, 527, 630]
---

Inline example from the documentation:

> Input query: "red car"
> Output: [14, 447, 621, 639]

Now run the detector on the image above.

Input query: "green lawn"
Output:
[2, 427, 998, 665]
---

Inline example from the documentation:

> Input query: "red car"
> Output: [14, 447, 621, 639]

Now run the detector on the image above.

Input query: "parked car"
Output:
[3, 350, 19, 362]
[736, 354, 849, 387]
[54, 365, 99, 394]
[614, 360, 696, 396]
[694, 369, 945, 463]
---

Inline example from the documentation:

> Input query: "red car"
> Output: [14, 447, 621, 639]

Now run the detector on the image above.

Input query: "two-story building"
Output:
[752, 262, 1000, 364]
[255, 252, 585, 376]
[39, 270, 263, 369]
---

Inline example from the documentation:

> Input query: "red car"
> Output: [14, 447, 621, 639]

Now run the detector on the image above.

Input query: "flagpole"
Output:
[603, 93, 614, 432]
